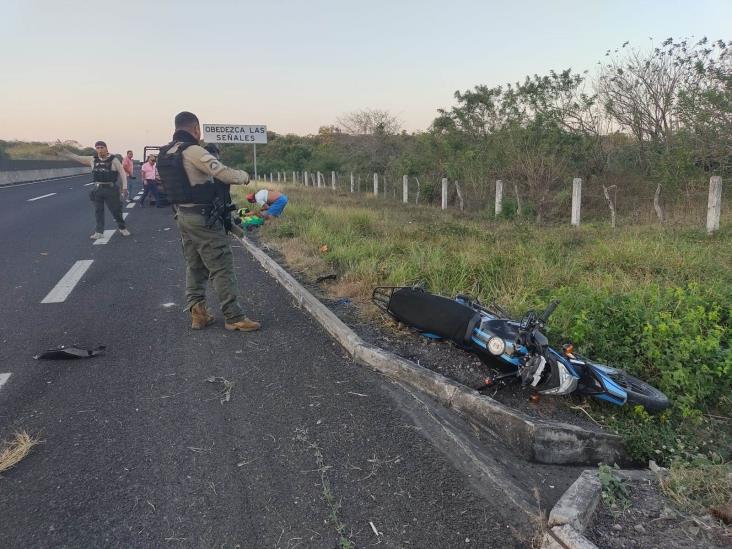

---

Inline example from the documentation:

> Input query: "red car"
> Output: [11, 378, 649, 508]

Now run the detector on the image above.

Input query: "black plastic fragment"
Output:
[33, 345, 106, 360]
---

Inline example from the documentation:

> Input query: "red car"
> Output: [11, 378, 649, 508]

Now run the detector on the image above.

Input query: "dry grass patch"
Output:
[0, 431, 39, 474]
[661, 459, 732, 516]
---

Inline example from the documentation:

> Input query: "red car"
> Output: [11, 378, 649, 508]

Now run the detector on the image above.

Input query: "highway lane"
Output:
[0, 175, 566, 547]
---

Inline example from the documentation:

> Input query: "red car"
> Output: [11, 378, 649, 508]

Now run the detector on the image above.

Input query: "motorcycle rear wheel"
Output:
[605, 369, 670, 413]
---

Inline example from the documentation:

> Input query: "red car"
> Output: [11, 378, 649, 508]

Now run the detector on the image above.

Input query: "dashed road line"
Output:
[123, 213, 129, 220]
[41, 260, 94, 304]
[0, 373, 11, 391]
[27, 193, 57, 201]
[84, 182, 95, 186]
[126, 202, 136, 209]
[93, 230, 116, 245]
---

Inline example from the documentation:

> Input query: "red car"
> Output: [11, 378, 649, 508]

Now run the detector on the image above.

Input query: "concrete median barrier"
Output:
[0, 160, 91, 186]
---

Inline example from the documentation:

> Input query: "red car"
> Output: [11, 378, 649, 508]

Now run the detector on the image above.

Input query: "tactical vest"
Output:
[92, 155, 118, 183]
[157, 142, 217, 204]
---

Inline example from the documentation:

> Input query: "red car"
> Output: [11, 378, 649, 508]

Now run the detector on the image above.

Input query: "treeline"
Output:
[221, 37, 730, 221]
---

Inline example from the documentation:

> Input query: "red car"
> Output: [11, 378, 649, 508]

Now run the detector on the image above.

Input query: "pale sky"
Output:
[1, 0, 730, 156]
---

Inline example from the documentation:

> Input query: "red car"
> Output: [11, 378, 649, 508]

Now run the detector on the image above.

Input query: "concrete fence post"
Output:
[293, 171, 296, 183]
[707, 176, 723, 234]
[495, 179, 503, 217]
[350, 172, 354, 193]
[571, 178, 582, 227]
[277, 172, 281, 182]
[403, 175, 408, 203]
[373, 173, 379, 196]
[317, 172, 322, 188]
[331, 171, 336, 191]
[441, 178, 448, 210]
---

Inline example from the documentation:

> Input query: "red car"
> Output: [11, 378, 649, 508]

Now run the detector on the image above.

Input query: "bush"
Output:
[553, 283, 732, 418]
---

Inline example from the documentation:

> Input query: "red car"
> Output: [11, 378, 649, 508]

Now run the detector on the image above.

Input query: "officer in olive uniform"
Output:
[157, 111, 260, 332]
[61, 141, 130, 239]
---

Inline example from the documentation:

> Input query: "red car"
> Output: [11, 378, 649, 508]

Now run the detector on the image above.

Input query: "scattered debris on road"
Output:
[0, 431, 39, 474]
[206, 376, 233, 403]
[33, 345, 106, 360]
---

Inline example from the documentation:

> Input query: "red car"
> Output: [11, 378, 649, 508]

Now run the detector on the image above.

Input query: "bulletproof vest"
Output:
[92, 155, 118, 183]
[157, 142, 217, 204]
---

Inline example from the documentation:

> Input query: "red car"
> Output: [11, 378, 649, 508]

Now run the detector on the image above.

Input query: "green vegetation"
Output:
[0, 139, 93, 160]
[233, 183, 732, 467]
[226, 38, 730, 223]
[598, 464, 629, 510]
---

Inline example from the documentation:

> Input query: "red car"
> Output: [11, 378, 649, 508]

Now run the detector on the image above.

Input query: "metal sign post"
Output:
[202, 124, 267, 181]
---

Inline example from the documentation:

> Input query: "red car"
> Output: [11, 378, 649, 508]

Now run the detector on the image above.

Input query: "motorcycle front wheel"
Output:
[604, 368, 670, 413]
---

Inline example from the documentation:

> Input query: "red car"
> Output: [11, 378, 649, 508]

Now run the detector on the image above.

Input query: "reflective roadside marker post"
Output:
[201, 124, 267, 182]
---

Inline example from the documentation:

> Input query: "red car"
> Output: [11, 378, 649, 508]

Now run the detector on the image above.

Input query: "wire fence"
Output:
[255, 170, 727, 233]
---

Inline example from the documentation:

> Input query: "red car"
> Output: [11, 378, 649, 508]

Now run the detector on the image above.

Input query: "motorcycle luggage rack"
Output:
[372, 286, 409, 314]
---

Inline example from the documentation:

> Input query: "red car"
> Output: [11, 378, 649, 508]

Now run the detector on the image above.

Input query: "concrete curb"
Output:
[542, 468, 653, 548]
[237, 235, 628, 465]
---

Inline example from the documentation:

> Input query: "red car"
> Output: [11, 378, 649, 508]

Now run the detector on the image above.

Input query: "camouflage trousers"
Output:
[175, 210, 246, 323]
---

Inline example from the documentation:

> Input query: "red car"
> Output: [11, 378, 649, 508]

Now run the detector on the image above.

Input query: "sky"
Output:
[1, 0, 730, 156]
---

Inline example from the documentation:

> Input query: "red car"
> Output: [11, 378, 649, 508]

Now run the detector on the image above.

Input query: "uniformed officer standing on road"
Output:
[61, 141, 130, 239]
[157, 111, 260, 332]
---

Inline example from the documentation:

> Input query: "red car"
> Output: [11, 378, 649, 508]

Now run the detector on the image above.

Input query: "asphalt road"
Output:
[0, 174, 577, 548]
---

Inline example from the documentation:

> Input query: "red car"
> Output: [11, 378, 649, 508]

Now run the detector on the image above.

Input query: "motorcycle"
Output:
[372, 286, 670, 413]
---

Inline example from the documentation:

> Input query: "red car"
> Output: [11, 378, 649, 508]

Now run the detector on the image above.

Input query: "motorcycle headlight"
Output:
[487, 337, 506, 356]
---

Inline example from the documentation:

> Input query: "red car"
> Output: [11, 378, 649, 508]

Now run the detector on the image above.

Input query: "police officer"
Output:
[157, 111, 260, 332]
[61, 141, 130, 239]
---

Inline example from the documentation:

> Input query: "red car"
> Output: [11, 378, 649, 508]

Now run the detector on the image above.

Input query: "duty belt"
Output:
[176, 204, 213, 216]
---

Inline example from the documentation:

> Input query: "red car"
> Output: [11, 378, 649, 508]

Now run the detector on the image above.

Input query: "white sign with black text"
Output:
[202, 124, 268, 144]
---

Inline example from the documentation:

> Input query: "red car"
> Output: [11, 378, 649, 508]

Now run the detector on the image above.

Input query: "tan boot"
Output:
[190, 303, 215, 329]
[225, 317, 261, 332]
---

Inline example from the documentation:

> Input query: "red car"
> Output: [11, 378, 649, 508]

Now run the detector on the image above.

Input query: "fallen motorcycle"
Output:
[372, 286, 670, 413]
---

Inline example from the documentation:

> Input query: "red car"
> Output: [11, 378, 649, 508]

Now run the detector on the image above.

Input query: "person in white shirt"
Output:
[245, 188, 288, 218]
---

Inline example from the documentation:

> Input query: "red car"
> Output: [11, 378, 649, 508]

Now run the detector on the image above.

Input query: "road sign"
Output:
[202, 124, 267, 144]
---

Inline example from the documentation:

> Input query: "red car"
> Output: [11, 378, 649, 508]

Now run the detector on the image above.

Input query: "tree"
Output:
[337, 109, 402, 136]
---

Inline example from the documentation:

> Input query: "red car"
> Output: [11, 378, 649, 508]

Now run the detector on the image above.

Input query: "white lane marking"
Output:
[28, 193, 57, 201]
[123, 213, 129, 220]
[0, 373, 10, 390]
[126, 202, 136, 209]
[93, 230, 116, 245]
[41, 260, 94, 304]
[84, 182, 95, 186]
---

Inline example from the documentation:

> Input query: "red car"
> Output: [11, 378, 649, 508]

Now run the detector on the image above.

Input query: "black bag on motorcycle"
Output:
[387, 288, 480, 345]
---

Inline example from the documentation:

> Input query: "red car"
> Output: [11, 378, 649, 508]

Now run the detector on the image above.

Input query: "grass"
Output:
[0, 431, 39, 474]
[294, 428, 354, 548]
[233, 181, 732, 508]
[661, 457, 732, 516]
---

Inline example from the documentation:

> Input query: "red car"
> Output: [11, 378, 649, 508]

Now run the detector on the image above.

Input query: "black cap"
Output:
[94, 140, 107, 148]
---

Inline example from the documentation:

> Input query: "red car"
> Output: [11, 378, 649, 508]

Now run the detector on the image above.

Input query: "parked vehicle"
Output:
[372, 286, 670, 412]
